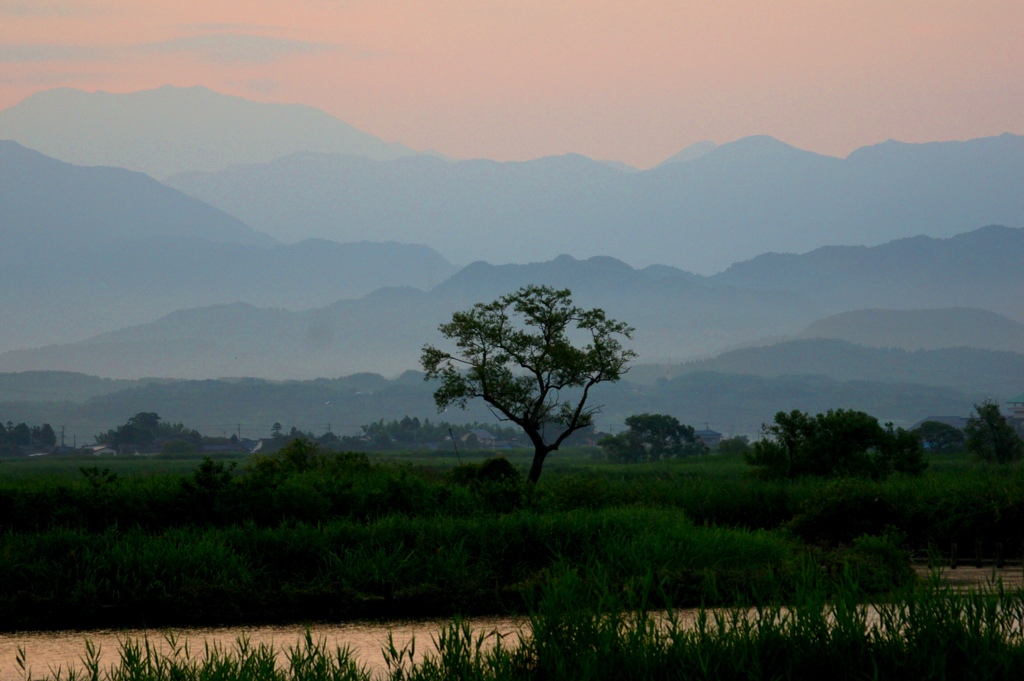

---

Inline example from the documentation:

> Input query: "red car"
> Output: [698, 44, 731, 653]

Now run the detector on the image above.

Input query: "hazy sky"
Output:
[2, 0, 1023, 168]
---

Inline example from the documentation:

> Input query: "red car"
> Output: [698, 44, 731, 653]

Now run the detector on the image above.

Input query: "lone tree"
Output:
[421, 285, 635, 483]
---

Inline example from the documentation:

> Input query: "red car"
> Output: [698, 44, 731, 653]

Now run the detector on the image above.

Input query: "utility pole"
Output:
[237, 423, 241, 440]
[60, 425, 65, 448]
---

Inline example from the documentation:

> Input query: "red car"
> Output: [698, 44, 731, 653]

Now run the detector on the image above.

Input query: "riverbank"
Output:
[6, 573, 1024, 681]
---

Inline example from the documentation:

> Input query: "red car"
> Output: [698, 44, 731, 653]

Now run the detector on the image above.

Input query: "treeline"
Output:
[95, 412, 203, 454]
[0, 419, 56, 454]
[0, 368, 982, 449]
[256, 417, 528, 453]
[295, 417, 526, 451]
[359, 416, 522, 447]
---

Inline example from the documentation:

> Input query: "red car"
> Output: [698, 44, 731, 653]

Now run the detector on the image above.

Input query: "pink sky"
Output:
[2, 0, 1023, 168]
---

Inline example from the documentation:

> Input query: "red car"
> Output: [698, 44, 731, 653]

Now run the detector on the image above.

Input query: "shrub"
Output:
[787, 478, 900, 544]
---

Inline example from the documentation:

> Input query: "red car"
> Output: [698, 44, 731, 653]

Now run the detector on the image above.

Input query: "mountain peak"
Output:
[0, 85, 420, 178]
[658, 140, 717, 166]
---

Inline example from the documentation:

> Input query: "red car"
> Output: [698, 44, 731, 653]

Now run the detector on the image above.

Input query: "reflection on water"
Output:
[0, 616, 525, 681]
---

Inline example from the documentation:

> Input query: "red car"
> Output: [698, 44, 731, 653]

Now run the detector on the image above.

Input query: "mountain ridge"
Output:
[0, 85, 421, 178]
[163, 131, 1024, 272]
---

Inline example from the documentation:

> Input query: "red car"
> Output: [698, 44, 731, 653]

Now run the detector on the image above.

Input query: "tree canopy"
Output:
[964, 400, 1023, 464]
[745, 408, 927, 479]
[912, 420, 965, 453]
[96, 412, 202, 454]
[421, 285, 635, 483]
[0, 420, 56, 454]
[600, 413, 705, 463]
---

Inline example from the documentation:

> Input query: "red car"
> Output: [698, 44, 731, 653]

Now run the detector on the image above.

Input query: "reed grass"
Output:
[19, 571, 1024, 681]
[1, 508, 828, 630]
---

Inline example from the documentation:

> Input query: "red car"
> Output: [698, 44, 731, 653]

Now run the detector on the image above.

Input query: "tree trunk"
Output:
[527, 446, 550, 484]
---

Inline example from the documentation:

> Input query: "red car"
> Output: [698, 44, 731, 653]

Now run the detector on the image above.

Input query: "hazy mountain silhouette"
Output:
[7, 224, 1024, 380]
[657, 140, 717, 166]
[166, 151, 629, 245]
[0, 236, 458, 354]
[714, 225, 1024, 321]
[795, 308, 1024, 353]
[0, 255, 821, 380]
[165, 132, 1024, 272]
[0, 139, 273, 248]
[0, 142, 458, 353]
[0, 85, 420, 179]
[677, 338, 1024, 396]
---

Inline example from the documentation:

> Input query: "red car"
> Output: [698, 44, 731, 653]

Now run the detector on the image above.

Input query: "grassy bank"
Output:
[19, 572, 1024, 680]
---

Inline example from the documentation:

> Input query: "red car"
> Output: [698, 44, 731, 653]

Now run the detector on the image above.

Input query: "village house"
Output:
[694, 428, 722, 447]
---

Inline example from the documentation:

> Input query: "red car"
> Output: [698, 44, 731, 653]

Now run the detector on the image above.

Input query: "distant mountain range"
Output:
[165, 132, 1024, 272]
[0, 141, 458, 353]
[0, 86, 422, 179]
[5, 225, 1024, 382]
[0, 256, 821, 379]
[4, 86, 1023, 271]
[1, 139, 271, 248]
[794, 308, 1024, 353]
[712, 225, 1024, 321]
[3, 85, 1024, 394]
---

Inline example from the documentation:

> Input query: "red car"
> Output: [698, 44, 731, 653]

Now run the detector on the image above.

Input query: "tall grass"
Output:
[23, 571, 1024, 681]
[1, 508, 829, 630]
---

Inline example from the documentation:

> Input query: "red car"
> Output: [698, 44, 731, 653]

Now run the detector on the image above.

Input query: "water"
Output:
[0, 616, 525, 681]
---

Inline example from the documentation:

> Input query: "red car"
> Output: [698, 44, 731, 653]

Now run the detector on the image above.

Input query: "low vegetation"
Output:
[2, 428, 1024, 633]
[19, 571, 1024, 680]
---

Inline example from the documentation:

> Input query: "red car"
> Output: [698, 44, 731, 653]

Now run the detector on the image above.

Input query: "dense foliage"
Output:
[0, 419, 56, 454]
[6, 437, 1024, 632]
[599, 413, 705, 463]
[912, 419, 966, 453]
[745, 408, 927, 479]
[965, 400, 1024, 464]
